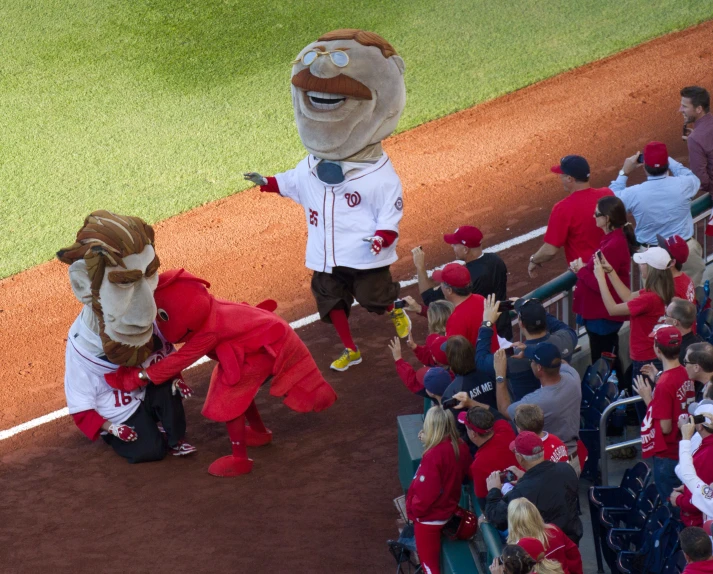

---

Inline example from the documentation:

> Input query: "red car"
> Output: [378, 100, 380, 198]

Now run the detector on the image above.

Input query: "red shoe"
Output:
[208, 455, 254, 477]
[245, 426, 273, 447]
[171, 440, 197, 456]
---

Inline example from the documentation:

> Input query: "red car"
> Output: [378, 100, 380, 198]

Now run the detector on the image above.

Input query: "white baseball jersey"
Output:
[274, 153, 403, 273]
[64, 315, 173, 425]
[676, 439, 713, 521]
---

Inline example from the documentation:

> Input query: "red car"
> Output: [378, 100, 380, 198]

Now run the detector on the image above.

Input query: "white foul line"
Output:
[0, 226, 547, 442]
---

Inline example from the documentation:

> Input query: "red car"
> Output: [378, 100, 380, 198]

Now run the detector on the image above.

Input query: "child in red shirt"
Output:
[635, 326, 696, 503]
[513, 404, 569, 464]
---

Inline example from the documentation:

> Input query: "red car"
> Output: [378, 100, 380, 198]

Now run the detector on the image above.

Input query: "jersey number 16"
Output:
[112, 390, 133, 407]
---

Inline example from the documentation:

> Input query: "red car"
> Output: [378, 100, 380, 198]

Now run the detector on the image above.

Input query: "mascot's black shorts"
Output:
[311, 265, 400, 322]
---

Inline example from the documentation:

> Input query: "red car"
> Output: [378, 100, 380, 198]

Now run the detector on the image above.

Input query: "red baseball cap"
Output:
[657, 234, 689, 265]
[643, 141, 668, 168]
[654, 325, 681, 346]
[509, 431, 544, 456]
[443, 226, 483, 248]
[428, 335, 449, 365]
[432, 263, 471, 288]
[517, 538, 546, 563]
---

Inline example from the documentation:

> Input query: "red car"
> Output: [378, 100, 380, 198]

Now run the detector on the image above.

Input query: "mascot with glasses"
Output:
[245, 29, 408, 374]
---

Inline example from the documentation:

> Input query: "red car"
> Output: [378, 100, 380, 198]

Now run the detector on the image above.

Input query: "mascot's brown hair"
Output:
[58, 210, 160, 366]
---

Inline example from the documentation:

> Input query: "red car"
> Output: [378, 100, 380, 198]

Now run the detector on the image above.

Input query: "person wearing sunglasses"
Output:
[569, 195, 637, 373]
[243, 29, 408, 372]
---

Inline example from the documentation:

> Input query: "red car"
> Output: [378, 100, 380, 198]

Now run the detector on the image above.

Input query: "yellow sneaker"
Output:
[330, 348, 362, 372]
[390, 308, 412, 339]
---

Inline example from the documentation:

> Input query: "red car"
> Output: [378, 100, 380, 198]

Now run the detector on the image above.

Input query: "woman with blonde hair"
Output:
[406, 406, 472, 574]
[507, 498, 582, 574]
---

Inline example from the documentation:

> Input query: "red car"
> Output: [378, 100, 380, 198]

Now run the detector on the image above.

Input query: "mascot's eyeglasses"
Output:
[293, 49, 349, 68]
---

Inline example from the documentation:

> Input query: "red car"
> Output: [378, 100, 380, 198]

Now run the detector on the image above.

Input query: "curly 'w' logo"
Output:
[345, 192, 361, 208]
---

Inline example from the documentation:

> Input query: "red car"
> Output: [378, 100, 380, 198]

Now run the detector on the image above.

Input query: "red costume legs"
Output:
[328, 308, 356, 351]
[244, 400, 273, 446]
[207, 415, 254, 477]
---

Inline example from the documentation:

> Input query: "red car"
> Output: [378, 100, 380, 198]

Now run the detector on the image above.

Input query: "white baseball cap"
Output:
[633, 247, 672, 270]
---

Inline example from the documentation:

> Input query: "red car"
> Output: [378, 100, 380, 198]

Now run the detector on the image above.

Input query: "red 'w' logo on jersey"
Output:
[345, 192, 361, 207]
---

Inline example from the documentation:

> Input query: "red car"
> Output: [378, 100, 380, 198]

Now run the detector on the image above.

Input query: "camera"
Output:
[692, 415, 707, 425]
[636, 153, 644, 164]
[499, 300, 515, 311]
[499, 470, 517, 483]
[504, 347, 515, 357]
[393, 299, 407, 309]
[442, 397, 460, 410]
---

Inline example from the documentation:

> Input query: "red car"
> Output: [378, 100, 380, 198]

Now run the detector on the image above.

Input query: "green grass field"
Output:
[1, 0, 711, 278]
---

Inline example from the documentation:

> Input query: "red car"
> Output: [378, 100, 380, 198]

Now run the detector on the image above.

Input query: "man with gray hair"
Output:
[665, 298, 704, 362]
[484, 431, 582, 543]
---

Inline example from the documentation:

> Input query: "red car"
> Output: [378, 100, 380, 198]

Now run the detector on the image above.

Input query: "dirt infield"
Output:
[1, 21, 713, 573]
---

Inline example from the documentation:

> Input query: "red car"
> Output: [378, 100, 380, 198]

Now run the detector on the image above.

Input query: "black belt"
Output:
[639, 237, 692, 248]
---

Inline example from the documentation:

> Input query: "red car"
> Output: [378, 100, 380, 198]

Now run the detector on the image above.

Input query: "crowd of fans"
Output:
[400, 85, 713, 574]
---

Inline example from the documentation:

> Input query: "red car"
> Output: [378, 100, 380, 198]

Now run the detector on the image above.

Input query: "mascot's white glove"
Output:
[171, 379, 194, 399]
[108, 424, 138, 442]
[243, 172, 268, 186]
[363, 236, 384, 256]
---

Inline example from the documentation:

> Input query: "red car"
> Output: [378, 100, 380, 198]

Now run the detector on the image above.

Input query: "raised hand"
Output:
[243, 172, 268, 186]
[388, 336, 402, 361]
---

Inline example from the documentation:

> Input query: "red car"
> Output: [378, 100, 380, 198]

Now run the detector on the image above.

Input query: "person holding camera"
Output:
[458, 406, 517, 503]
[568, 195, 637, 369]
[406, 406, 472, 574]
[484, 431, 582, 545]
[476, 295, 577, 401]
[413, 225, 512, 340]
[671, 403, 713, 527]
[635, 326, 696, 503]
[610, 141, 704, 285]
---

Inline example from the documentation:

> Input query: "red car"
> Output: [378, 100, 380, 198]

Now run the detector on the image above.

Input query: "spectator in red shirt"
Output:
[569, 195, 637, 371]
[678, 526, 713, 574]
[594, 247, 674, 387]
[508, 498, 582, 574]
[528, 155, 613, 278]
[634, 326, 696, 503]
[406, 406, 472, 574]
[389, 336, 452, 398]
[513, 404, 568, 464]
[658, 234, 696, 303]
[431, 263, 497, 350]
[671, 403, 713, 526]
[458, 406, 517, 503]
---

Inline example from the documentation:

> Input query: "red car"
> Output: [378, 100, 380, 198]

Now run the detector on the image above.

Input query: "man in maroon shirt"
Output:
[459, 407, 517, 502]
[635, 326, 696, 502]
[528, 155, 613, 278]
[681, 86, 713, 195]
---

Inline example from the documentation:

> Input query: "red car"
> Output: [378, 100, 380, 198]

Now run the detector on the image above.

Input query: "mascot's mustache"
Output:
[291, 68, 372, 100]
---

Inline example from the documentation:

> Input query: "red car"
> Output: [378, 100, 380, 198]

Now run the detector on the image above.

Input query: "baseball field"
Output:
[1, 4, 713, 572]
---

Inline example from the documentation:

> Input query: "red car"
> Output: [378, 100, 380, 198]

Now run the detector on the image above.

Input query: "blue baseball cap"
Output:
[551, 155, 590, 181]
[523, 342, 562, 368]
[423, 367, 452, 396]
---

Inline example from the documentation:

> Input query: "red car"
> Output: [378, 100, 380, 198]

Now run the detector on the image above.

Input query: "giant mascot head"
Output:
[58, 210, 160, 366]
[290, 29, 406, 161]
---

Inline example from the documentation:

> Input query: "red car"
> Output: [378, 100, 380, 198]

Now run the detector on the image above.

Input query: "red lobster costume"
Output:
[105, 269, 337, 477]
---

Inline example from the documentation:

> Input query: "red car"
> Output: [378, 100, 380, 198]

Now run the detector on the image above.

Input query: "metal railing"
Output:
[598, 395, 644, 486]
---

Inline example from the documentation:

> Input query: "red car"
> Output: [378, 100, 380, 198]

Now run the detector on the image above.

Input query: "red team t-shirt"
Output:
[469, 420, 518, 499]
[541, 432, 569, 463]
[626, 290, 666, 361]
[674, 273, 695, 303]
[641, 365, 695, 460]
[446, 294, 499, 351]
[543, 187, 614, 263]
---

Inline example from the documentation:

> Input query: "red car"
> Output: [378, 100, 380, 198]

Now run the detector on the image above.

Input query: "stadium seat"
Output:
[660, 549, 687, 574]
[606, 505, 671, 572]
[695, 286, 708, 314]
[615, 509, 681, 574]
[697, 308, 713, 342]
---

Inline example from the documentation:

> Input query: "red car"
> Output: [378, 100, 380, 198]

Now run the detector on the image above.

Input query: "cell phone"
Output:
[636, 153, 644, 164]
[496, 556, 503, 566]
[499, 470, 516, 483]
[683, 123, 693, 137]
[498, 300, 515, 311]
[504, 347, 515, 357]
[692, 415, 707, 424]
[394, 299, 407, 309]
[596, 250, 604, 261]
[442, 397, 459, 410]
